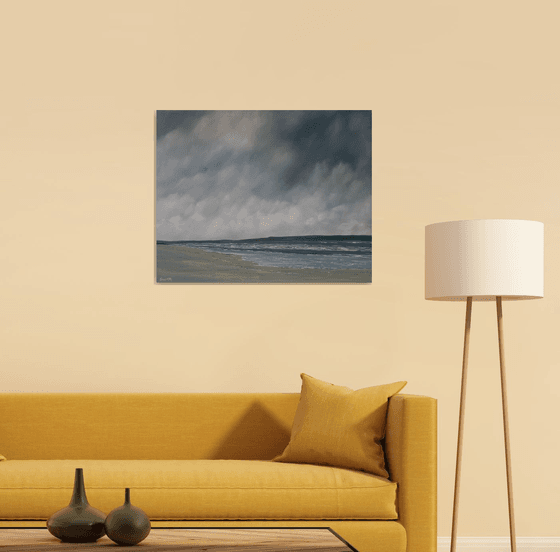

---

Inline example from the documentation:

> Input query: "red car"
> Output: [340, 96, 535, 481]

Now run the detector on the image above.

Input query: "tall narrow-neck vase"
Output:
[47, 468, 107, 543]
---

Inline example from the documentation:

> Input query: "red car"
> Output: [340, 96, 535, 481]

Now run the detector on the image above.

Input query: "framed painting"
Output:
[155, 110, 372, 284]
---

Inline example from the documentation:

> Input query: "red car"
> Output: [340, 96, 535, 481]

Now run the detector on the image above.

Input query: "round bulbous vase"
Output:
[105, 488, 151, 546]
[47, 468, 107, 543]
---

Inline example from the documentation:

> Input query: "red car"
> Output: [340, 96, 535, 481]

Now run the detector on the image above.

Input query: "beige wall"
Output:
[1, 0, 558, 537]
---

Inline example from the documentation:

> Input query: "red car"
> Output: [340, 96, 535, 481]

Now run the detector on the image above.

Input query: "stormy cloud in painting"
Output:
[156, 110, 372, 284]
[157, 110, 371, 240]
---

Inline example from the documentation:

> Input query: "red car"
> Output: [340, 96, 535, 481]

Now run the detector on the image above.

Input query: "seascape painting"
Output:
[156, 110, 372, 284]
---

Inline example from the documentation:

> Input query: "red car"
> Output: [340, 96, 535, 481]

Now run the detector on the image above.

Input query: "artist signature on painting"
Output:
[159, 277, 172, 282]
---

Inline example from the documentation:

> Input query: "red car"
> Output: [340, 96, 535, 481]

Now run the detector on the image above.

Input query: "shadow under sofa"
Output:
[0, 392, 436, 552]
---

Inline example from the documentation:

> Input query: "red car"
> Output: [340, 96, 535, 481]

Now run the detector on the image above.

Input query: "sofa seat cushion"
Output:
[0, 460, 398, 520]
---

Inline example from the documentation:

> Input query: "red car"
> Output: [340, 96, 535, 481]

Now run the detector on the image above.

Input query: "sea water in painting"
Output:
[156, 110, 372, 284]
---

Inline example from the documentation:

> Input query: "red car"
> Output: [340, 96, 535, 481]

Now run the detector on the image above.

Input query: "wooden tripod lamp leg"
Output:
[450, 296, 472, 552]
[496, 296, 517, 552]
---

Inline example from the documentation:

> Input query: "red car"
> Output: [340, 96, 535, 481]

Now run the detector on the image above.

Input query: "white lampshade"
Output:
[425, 219, 544, 301]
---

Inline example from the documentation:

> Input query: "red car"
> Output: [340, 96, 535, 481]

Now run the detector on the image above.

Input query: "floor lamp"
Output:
[425, 219, 544, 552]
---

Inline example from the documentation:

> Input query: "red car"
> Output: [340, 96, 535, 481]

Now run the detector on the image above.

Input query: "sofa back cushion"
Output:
[0, 393, 300, 460]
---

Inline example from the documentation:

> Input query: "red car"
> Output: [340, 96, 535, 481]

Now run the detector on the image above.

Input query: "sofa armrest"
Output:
[384, 394, 437, 552]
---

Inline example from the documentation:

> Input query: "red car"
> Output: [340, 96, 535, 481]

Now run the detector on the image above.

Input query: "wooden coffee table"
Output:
[0, 527, 358, 551]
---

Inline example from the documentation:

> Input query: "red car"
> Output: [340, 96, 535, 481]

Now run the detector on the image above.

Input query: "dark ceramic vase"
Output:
[47, 468, 106, 543]
[105, 488, 151, 546]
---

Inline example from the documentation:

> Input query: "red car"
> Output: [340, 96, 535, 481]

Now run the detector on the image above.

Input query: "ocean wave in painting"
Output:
[157, 235, 372, 270]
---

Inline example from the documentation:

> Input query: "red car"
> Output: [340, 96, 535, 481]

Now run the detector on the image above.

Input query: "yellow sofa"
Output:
[0, 392, 436, 552]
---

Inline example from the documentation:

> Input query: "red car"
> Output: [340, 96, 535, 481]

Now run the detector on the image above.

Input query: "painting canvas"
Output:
[156, 110, 372, 284]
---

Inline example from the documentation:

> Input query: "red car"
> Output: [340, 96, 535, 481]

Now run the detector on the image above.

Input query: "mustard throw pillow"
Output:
[272, 373, 406, 478]
[0, 455, 6, 461]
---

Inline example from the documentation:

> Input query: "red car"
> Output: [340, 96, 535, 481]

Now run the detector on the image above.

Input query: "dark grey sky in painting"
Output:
[156, 110, 372, 241]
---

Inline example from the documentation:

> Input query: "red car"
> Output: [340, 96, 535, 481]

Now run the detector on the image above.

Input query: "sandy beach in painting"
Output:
[157, 245, 371, 284]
